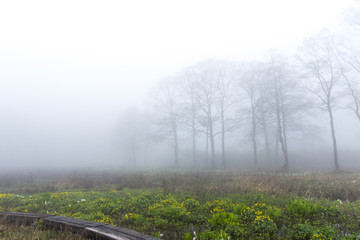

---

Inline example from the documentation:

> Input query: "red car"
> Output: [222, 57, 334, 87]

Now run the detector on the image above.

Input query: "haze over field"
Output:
[0, 0, 360, 170]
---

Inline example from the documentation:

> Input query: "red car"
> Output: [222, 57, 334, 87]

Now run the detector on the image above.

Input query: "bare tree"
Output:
[188, 60, 236, 168]
[339, 58, 360, 121]
[261, 52, 310, 171]
[115, 107, 146, 167]
[150, 77, 183, 167]
[258, 88, 272, 162]
[215, 61, 236, 168]
[238, 62, 263, 169]
[297, 32, 344, 172]
[267, 56, 291, 171]
[192, 61, 219, 168]
[335, 38, 360, 122]
[179, 68, 201, 166]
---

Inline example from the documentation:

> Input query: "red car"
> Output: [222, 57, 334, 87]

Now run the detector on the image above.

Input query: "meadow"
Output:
[1, 169, 360, 239]
[0, 221, 87, 240]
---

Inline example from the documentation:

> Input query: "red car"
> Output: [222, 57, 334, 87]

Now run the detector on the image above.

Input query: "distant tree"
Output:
[334, 36, 360, 122]
[215, 61, 236, 168]
[116, 107, 146, 167]
[237, 62, 263, 169]
[338, 54, 360, 122]
[297, 32, 344, 172]
[258, 53, 309, 171]
[189, 60, 235, 168]
[191, 61, 219, 168]
[258, 85, 273, 162]
[237, 61, 281, 167]
[269, 56, 292, 171]
[179, 68, 201, 166]
[150, 77, 183, 167]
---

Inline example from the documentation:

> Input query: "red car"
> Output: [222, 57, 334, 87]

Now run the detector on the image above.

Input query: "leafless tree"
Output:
[179, 67, 201, 166]
[189, 60, 236, 168]
[238, 62, 264, 169]
[191, 61, 219, 168]
[150, 77, 183, 167]
[215, 61, 236, 168]
[297, 32, 344, 172]
[267, 56, 291, 171]
[334, 37, 360, 122]
[115, 107, 146, 167]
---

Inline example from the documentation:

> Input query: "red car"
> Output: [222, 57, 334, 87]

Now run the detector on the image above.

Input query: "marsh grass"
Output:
[2, 169, 360, 201]
[2, 170, 360, 239]
[0, 218, 88, 240]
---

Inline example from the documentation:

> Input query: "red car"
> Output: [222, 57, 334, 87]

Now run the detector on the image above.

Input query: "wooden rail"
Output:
[0, 212, 160, 240]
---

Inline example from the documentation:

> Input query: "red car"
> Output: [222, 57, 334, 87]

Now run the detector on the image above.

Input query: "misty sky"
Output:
[0, 0, 358, 169]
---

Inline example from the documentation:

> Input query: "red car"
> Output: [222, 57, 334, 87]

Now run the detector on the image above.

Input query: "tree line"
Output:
[116, 24, 360, 172]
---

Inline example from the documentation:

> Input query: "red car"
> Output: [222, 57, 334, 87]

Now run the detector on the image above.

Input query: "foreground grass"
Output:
[1, 170, 360, 239]
[0, 222, 88, 240]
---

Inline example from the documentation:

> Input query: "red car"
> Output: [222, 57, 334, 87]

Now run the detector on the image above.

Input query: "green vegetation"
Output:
[1, 170, 360, 239]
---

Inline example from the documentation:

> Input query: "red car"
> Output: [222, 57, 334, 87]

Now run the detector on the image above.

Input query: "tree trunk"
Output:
[274, 76, 289, 171]
[280, 94, 289, 171]
[252, 113, 258, 169]
[251, 101, 258, 169]
[192, 107, 197, 166]
[328, 106, 340, 172]
[209, 121, 216, 169]
[172, 116, 179, 168]
[275, 126, 279, 161]
[205, 126, 209, 167]
[275, 104, 288, 171]
[220, 106, 226, 168]
[207, 105, 216, 169]
[277, 119, 289, 171]
[261, 109, 270, 162]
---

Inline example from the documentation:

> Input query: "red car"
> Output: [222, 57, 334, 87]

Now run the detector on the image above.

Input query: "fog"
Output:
[1, 0, 359, 171]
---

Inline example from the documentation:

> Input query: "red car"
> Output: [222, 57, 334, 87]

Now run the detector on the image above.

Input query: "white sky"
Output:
[0, 0, 358, 168]
[0, 0, 355, 110]
[0, 0, 354, 100]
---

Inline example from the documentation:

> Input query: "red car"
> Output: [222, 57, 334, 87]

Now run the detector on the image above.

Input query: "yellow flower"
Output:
[0, 193, 13, 198]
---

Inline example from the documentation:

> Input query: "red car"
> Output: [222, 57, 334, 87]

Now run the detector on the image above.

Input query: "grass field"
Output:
[0, 221, 88, 240]
[1, 169, 360, 239]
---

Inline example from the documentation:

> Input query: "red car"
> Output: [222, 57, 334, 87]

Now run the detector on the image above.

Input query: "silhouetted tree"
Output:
[150, 77, 183, 167]
[180, 68, 201, 166]
[298, 32, 344, 172]
[116, 107, 146, 167]
[189, 60, 235, 168]
[238, 62, 263, 169]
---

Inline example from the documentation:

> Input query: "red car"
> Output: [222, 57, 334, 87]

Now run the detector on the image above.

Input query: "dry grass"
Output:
[158, 170, 360, 201]
[1, 169, 360, 201]
[0, 223, 88, 240]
